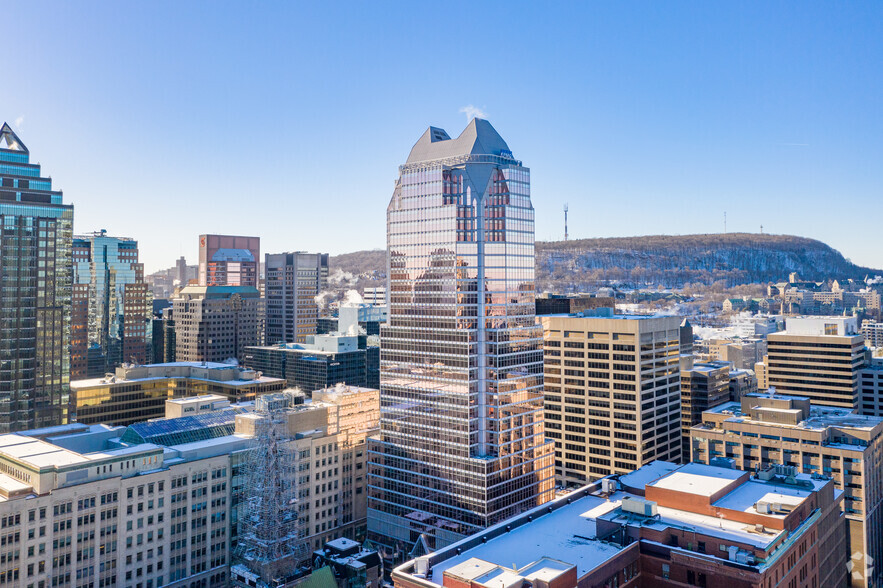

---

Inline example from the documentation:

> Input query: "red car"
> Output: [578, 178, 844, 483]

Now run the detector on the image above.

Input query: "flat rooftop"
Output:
[428, 494, 624, 584]
[414, 462, 825, 586]
[648, 462, 744, 496]
[707, 401, 883, 432]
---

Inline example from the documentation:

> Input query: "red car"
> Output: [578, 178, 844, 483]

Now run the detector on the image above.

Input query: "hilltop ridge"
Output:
[327, 233, 878, 294]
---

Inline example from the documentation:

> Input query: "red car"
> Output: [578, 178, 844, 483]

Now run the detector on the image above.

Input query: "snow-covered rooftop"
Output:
[428, 494, 623, 584]
[648, 462, 744, 496]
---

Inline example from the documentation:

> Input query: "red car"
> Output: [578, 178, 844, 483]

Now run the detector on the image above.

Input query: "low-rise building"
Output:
[69, 362, 285, 426]
[391, 461, 846, 588]
[691, 393, 883, 587]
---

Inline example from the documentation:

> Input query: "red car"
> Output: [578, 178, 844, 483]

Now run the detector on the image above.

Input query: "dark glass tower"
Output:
[0, 123, 73, 431]
[72, 231, 151, 378]
[368, 119, 554, 554]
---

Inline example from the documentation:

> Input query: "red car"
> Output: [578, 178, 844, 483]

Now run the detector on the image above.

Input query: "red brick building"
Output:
[392, 461, 847, 588]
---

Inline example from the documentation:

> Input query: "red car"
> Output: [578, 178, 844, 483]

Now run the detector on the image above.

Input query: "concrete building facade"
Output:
[541, 314, 683, 486]
[264, 252, 328, 345]
[762, 317, 866, 409]
[691, 393, 883, 587]
[171, 286, 264, 364]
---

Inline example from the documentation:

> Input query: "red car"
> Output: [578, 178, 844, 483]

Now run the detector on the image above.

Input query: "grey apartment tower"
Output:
[367, 119, 554, 554]
[0, 123, 73, 431]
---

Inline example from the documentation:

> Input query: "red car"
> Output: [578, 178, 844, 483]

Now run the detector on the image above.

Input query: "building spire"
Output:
[0, 123, 28, 153]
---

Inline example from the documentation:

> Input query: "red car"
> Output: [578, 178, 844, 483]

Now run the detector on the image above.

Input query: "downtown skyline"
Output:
[3, 1, 882, 272]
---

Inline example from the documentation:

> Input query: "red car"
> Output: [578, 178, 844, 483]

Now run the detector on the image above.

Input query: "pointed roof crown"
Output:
[405, 118, 512, 164]
[0, 123, 28, 153]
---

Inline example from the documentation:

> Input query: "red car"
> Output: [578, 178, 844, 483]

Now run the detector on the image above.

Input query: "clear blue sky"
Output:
[5, 1, 882, 272]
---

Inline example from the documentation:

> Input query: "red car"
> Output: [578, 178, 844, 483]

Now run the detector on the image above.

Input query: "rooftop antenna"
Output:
[564, 203, 569, 241]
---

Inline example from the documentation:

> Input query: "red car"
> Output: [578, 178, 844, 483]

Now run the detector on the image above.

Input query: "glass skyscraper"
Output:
[0, 122, 73, 431]
[368, 119, 554, 554]
[72, 231, 151, 378]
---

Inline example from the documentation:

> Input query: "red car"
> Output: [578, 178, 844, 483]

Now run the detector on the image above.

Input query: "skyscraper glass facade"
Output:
[368, 119, 554, 553]
[72, 232, 151, 378]
[0, 123, 72, 431]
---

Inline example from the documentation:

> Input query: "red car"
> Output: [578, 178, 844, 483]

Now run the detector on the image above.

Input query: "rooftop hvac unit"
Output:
[622, 496, 657, 517]
[601, 478, 617, 494]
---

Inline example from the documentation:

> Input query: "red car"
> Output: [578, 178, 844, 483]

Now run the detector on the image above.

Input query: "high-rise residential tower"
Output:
[368, 119, 554, 553]
[264, 251, 328, 344]
[71, 230, 152, 378]
[198, 234, 260, 287]
[0, 123, 73, 431]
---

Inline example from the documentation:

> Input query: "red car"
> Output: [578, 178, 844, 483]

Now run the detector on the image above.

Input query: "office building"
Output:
[368, 119, 555, 553]
[0, 122, 73, 431]
[541, 314, 683, 486]
[69, 361, 285, 425]
[171, 285, 264, 363]
[0, 419, 247, 588]
[317, 316, 339, 334]
[362, 286, 387, 308]
[728, 367, 758, 400]
[198, 234, 260, 287]
[231, 387, 380, 588]
[707, 337, 767, 370]
[243, 334, 368, 394]
[863, 320, 883, 348]
[679, 358, 730, 460]
[691, 393, 883, 587]
[679, 318, 693, 355]
[392, 462, 846, 588]
[860, 361, 883, 416]
[71, 231, 152, 378]
[761, 317, 866, 409]
[264, 251, 328, 344]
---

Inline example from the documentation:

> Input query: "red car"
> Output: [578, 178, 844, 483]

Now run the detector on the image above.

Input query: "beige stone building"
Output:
[541, 314, 682, 486]
[707, 337, 766, 370]
[691, 393, 883, 587]
[233, 385, 380, 553]
[0, 421, 246, 588]
[0, 384, 381, 588]
[171, 285, 264, 364]
[760, 316, 866, 409]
